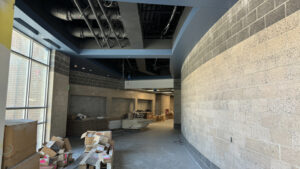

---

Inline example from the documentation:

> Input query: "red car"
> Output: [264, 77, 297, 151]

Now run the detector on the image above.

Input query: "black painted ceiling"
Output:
[138, 4, 184, 39]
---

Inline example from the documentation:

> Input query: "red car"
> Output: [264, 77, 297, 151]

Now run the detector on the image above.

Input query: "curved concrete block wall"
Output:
[181, 0, 299, 168]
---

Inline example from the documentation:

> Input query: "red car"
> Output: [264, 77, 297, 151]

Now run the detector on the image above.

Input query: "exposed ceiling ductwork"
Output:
[50, 8, 121, 21]
[50, 0, 126, 48]
[70, 28, 127, 38]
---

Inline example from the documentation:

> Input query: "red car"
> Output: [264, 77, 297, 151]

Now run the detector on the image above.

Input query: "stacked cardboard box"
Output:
[156, 115, 165, 121]
[2, 120, 39, 169]
[39, 136, 73, 169]
[79, 131, 114, 169]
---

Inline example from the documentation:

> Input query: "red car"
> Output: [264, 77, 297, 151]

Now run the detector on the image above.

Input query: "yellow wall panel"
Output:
[0, 0, 15, 49]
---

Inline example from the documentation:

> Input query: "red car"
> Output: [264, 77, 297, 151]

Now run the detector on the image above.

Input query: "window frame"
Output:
[6, 29, 51, 146]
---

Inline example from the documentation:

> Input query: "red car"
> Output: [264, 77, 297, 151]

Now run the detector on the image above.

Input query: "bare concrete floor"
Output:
[69, 120, 201, 169]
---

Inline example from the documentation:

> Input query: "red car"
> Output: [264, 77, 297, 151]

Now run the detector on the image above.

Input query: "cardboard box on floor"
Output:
[39, 136, 74, 168]
[81, 131, 112, 152]
[2, 120, 37, 169]
[10, 152, 40, 169]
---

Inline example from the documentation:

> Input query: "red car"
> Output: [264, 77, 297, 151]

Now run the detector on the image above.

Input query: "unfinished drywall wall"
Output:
[47, 51, 70, 139]
[69, 83, 156, 118]
[181, 3, 300, 169]
[137, 99, 152, 111]
[69, 95, 106, 117]
[111, 98, 135, 117]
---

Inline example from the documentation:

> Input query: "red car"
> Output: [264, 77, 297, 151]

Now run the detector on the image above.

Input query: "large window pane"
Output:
[11, 30, 30, 56]
[5, 109, 25, 120]
[28, 109, 45, 123]
[6, 54, 29, 107]
[32, 42, 49, 64]
[8, 30, 50, 150]
[29, 62, 48, 107]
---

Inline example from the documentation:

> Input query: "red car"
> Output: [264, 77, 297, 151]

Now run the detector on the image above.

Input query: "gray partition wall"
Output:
[69, 95, 107, 117]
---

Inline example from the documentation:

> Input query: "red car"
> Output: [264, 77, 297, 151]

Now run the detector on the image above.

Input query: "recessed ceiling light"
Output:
[89, 69, 92, 72]
[106, 74, 110, 77]
[74, 65, 78, 68]
[82, 67, 86, 70]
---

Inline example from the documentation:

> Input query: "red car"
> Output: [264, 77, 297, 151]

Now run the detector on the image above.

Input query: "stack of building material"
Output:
[39, 136, 73, 168]
[122, 119, 152, 129]
[79, 131, 114, 169]
[2, 120, 39, 169]
[156, 115, 166, 121]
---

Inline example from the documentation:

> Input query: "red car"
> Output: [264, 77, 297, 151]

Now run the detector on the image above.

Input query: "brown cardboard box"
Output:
[10, 152, 40, 169]
[51, 136, 64, 148]
[2, 120, 37, 169]
[41, 147, 57, 157]
[64, 138, 72, 151]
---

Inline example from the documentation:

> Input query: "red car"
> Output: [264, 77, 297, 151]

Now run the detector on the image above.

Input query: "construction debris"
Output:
[79, 131, 114, 169]
[39, 136, 74, 169]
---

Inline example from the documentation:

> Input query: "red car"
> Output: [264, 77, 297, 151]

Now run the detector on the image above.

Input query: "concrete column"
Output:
[134, 98, 138, 112]
[46, 51, 70, 139]
[173, 79, 181, 129]
[0, 0, 15, 166]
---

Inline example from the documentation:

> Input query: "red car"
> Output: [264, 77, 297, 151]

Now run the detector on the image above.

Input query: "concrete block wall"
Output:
[182, 0, 299, 79]
[47, 51, 70, 139]
[181, 0, 300, 168]
[70, 70, 124, 89]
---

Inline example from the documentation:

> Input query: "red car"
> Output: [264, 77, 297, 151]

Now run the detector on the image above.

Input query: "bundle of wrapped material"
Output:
[39, 136, 73, 168]
[79, 131, 114, 169]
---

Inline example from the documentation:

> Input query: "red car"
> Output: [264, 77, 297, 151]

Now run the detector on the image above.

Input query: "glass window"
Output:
[37, 124, 44, 149]
[11, 30, 31, 56]
[5, 109, 25, 120]
[32, 42, 49, 64]
[6, 54, 29, 107]
[6, 30, 50, 149]
[29, 62, 47, 107]
[28, 109, 45, 123]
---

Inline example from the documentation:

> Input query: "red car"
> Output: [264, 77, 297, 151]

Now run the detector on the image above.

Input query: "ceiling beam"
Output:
[125, 79, 174, 89]
[118, 2, 144, 49]
[79, 49, 172, 59]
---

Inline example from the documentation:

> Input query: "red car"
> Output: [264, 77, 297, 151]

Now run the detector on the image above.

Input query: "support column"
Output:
[173, 79, 181, 129]
[47, 51, 70, 140]
[0, 0, 15, 166]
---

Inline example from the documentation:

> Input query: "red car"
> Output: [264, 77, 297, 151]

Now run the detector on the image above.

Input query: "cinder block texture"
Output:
[48, 51, 70, 138]
[181, 9, 300, 169]
[70, 70, 124, 89]
[182, 0, 299, 79]
[52, 51, 70, 76]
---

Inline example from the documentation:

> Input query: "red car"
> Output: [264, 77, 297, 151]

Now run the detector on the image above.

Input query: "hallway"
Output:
[113, 120, 201, 169]
[69, 120, 201, 169]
